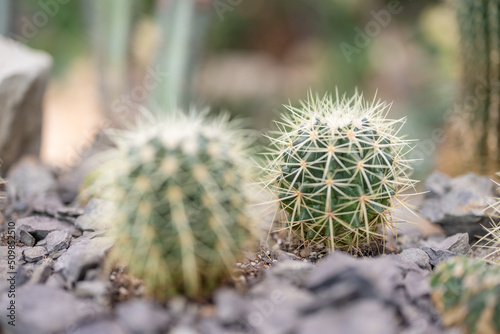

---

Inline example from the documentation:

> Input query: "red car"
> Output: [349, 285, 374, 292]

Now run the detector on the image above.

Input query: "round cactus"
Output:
[480, 175, 500, 261]
[89, 111, 258, 299]
[262, 92, 416, 252]
[431, 257, 500, 334]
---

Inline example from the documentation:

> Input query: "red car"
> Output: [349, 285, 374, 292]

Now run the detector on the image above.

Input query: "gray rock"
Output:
[44, 230, 72, 254]
[169, 327, 199, 334]
[249, 281, 315, 334]
[45, 272, 66, 289]
[75, 198, 115, 231]
[68, 320, 131, 334]
[6, 156, 62, 213]
[420, 172, 497, 237]
[437, 233, 471, 256]
[306, 253, 401, 303]
[267, 260, 314, 286]
[214, 288, 247, 324]
[0, 37, 52, 173]
[54, 236, 114, 286]
[0, 284, 106, 334]
[421, 247, 455, 267]
[296, 300, 398, 334]
[423, 171, 451, 197]
[19, 228, 35, 247]
[116, 299, 171, 334]
[28, 258, 53, 284]
[403, 270, 431, 301]
[16, 216, 80, 241]
[397, 248, 431, 271]
[74, 280, 110, 299]
[23, 246, 47, 262]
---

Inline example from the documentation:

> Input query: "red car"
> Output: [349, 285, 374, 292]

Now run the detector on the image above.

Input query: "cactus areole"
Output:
[264, 92, 415, 252]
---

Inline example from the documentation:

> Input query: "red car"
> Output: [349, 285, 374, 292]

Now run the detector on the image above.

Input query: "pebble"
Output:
[23, 246, 47, 262]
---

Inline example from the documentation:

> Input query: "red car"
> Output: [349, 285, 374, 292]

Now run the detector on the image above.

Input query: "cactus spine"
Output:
[262, 92, 416, 252]
[440, 0, 500, 175]
[431, 257, 500, 334]
[480, 175, 500, 262]
[91, 111, 257, 299]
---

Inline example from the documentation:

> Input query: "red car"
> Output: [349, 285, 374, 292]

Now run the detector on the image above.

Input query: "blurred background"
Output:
[1, 0, 458, 180]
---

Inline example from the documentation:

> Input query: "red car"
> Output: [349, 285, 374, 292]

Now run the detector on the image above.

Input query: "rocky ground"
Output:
[0, 156, 498, 334]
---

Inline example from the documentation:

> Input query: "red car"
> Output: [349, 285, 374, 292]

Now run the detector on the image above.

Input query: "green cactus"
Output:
[431, 257, 500, 334]
[89, 111, 257, 299]
[479, 175, 500, 262]
[262, 92, 416, 252]
[442, 0, 500, 175]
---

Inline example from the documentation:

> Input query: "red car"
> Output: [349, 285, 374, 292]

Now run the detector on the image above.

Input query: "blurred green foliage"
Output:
[12, 0, 86, 75]
[5, 0, 457, 177]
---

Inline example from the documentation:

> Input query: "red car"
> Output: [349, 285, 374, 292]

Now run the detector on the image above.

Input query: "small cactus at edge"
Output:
[90, 111, 257, 299]
[479, 174, 500, 262]
[262, 92, 416, 252]
[431, 257, 500, 334]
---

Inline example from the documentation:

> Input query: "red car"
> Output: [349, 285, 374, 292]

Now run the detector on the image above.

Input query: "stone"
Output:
[296, 301, 398, 334]
[214, 288, 247, 325]
[437, 233, 471, 256]
[28, 258, 53, 284]
[0, 284, 106, 334]
[68, 320, 131, 334]
[423, 171, 452, 197]
[75, 198, 115, 231]
[169, 327, 199, 334]
[420, 172, 497, 237]
[116, 299, 171, 334]
[6, 157, 56, 198]
[74, 280, 109, 300]
[19, 228, 35, 247]
[23, 246, 47, 262]
[267, 260, 314, 286]
[306, 253, 401, 303]
[421, 247, 455, 267]
[0, 37, 52, 173]
[54, 236, 114, 286]
[15, 216, 80, 241]
[397, 248, 431, 271]
[44, 230, 72, 254]
[5, 156, 62, 214]
[403, 270, 431, 301]
[248, 281, 315, 334]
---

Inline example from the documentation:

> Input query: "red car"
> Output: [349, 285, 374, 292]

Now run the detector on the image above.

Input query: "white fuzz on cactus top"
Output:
[262, 92, 417, 252]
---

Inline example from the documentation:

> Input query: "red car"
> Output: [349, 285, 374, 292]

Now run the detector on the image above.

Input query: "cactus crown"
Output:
[262, 92, 416, 252]
[431, 257, 500, 334]
[91, 110, 257, 299]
